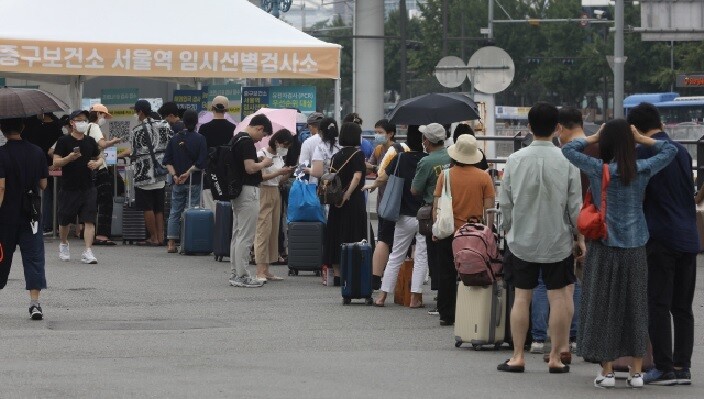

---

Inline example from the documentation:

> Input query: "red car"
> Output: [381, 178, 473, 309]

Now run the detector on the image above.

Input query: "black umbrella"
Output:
[0, 87, 70, 119]
[388, 92, 480, 125]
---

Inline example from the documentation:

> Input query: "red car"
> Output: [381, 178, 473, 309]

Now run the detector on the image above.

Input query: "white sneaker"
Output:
[628, 373, 644, 389]
[81, 249, 98, 264]
[530, 341, 544, 354]
[594, 372, 616, 389]
[59, 243, 70, 261]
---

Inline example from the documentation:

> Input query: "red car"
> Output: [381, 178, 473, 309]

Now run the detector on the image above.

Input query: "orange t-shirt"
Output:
[434, 166, 496, 231]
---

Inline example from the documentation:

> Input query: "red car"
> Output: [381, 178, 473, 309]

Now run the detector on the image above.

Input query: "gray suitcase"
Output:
[287, 222, 324, 276]
[454, 280, 506, 350]
[111, 196, 124, 237]
[122, 199, 146, 244]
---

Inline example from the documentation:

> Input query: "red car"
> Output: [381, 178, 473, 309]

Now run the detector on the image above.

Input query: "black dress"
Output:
[324, 147, 368, 265]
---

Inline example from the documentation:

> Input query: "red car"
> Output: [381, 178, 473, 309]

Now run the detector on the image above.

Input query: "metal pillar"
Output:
[442, 0, 449, 56]
[334, 78, 341, 124]
[399, 0, 408, 100]
[353, 0, 384, 129]
[488, 0, 494, 39]
[613, 0, 625, 119]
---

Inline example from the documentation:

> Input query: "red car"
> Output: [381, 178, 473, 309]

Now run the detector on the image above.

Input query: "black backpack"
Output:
[206, 134, 251, 201]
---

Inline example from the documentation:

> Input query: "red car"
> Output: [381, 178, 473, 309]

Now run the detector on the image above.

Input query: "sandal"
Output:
[167, 247, 178, 253]
[497, 360, 525, 373]
[94, 239, 117, 246]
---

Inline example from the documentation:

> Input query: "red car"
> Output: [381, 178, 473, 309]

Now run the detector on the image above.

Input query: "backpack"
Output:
[317, 149, 360, 205]
[206, 134, 251, 201]
[298, 129, 311, 145]
[452, 221, 502, 287]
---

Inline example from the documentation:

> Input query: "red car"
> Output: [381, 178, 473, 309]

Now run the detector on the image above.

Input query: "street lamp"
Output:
[261, 0, 292, 18]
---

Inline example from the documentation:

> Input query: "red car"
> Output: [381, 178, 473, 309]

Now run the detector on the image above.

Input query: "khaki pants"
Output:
[254, 186, 281, 265]
[230, 186, 259, 279]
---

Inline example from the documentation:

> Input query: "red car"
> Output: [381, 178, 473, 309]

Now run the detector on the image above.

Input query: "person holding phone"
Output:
[52, 110, 103, 264]
[253, 129, 295, 282]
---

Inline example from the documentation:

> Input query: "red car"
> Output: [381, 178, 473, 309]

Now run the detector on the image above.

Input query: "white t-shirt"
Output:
[312, 141, 342, 175]
[86, 122, 107, 171]
[298, 134, 322, 184]
[258, 148, 286, 187]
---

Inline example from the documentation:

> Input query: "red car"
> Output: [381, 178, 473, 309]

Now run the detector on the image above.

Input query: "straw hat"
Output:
[448, 134, 483, 164]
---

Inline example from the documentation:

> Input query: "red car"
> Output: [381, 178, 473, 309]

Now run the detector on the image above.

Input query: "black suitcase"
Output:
[122, 201, 146, 244]
[213, 201, 232, 261]
[287, 222, 324, 276]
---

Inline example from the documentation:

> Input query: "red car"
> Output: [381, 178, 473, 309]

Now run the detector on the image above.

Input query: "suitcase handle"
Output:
[187, 171, 204, 209]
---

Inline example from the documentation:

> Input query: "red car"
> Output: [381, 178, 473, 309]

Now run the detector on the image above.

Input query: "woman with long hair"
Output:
[562, 119, 677, 389]
[253, 129, 295, 282]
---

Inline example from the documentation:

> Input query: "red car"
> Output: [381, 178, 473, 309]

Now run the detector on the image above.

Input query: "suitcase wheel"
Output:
[472, 344, 481, 351]
[455, 341, 462, 348]
[342, 297, 351, 305]
[314, 270, 321, 277]
[365, 297, 374, 306]
[494, 343, 501, 351]
[288, 269, 296, 276]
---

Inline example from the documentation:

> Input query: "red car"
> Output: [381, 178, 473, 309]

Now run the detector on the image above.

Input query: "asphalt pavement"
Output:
[0, 237, 702, 399]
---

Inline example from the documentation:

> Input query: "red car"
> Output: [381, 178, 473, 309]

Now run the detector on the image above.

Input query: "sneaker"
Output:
[427, 308, 439, 315]
[29, 305, 43, 320]
[643, 368, 677, 386]
[59, 243, 70, 261]
[81, 249, 98, 264]
[594, 372, 616, 389]
[229, 275, 264, 288]
[628, 373, 644, 388]
[674, 368, 691, 385]
[569, 337, 577, 353]
[530, 341, 545, 354]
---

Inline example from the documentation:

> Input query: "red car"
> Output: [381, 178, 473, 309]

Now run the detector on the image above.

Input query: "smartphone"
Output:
[73, 146, 80, 153]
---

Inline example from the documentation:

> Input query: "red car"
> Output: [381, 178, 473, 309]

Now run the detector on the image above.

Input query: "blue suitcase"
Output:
[180, 175, 214, 255]
[213, 201, 232, 261]
[340, 240, 374, 305]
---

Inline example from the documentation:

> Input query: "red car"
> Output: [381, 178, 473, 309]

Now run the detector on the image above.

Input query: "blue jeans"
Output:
[166, 183, 201, 240]
[0, 221, 47, 290]
[531, 272, 582, 341]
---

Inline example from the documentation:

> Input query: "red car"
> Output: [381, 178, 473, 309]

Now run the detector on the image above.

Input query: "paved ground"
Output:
[1, 237, 703, 399]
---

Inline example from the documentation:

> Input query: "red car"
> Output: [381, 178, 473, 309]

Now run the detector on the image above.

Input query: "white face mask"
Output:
[277, 147, 288, 157]
[74, 121, 89, 133]
[98, 117, 107, 127]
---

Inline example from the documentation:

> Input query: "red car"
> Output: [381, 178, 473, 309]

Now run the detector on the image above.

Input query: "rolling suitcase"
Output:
[287, 222, 324, 276]
[213, 201, 232, 261]
[180, 174, 214, 255]
[122, 200, 146, 244]
[340, 193, 374, 305]
[111, 196, 124, 237]
[454, 280, 506, 350]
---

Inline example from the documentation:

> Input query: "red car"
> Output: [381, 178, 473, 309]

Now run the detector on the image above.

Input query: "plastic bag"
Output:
[288, 179, 326, 224]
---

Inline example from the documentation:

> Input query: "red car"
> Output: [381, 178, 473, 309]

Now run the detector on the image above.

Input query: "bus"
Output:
[624, 92, 704, 125]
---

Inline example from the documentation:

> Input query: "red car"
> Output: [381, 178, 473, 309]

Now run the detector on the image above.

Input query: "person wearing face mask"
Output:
[162, 110, 208, 253]
[124, 100, 174, 247]
[87, 104, 120, 246]
[52, 110, 103, 264]
[253, 129, 295, 282]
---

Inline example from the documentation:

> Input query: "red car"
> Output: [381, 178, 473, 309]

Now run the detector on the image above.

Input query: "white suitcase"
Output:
[453, 280, 506, 350]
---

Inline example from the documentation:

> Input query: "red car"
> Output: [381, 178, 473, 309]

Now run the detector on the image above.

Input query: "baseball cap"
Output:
[89, 104, 112, 119]
[419, 123, 446, 143]
[69, 110, 89, 120]
[307, 112, 324, 125]
[133, 99, 152, 114]
[211, 96, 229, 112]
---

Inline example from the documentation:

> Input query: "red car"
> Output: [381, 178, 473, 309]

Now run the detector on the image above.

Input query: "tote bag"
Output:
[432, 169, 455, 239]
[288, 178, 326, 224]
[377, 154, 404, 222]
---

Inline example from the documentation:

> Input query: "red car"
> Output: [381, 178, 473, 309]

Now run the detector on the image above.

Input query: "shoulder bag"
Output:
[577, 163, 609, 240]
[318, 149, 360, 205]
[378, 153, 404, 221]
[432, 169, 455, 239]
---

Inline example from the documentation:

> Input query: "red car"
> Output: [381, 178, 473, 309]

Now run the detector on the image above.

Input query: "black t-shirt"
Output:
[199, 119, 236, 149]
[385, 151, 427, 216]
[54, 134, 101, 191]
[0, 140, 49, 225]
[231, 132, 262, 187]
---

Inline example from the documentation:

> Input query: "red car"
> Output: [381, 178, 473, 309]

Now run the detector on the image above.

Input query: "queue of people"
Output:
[0, 101, 697, 391]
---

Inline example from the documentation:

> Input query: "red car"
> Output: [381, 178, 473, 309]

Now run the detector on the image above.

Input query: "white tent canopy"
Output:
[0, 0, 341, 112]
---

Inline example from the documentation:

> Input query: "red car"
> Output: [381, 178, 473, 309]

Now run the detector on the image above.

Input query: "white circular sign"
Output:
[467, 46, 515, 94]
[434, 56, 467, 88]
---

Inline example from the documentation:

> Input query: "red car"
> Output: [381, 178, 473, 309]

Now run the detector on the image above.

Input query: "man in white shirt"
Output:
[497, 102, 582, 375]
[298, 112, 323, 184]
